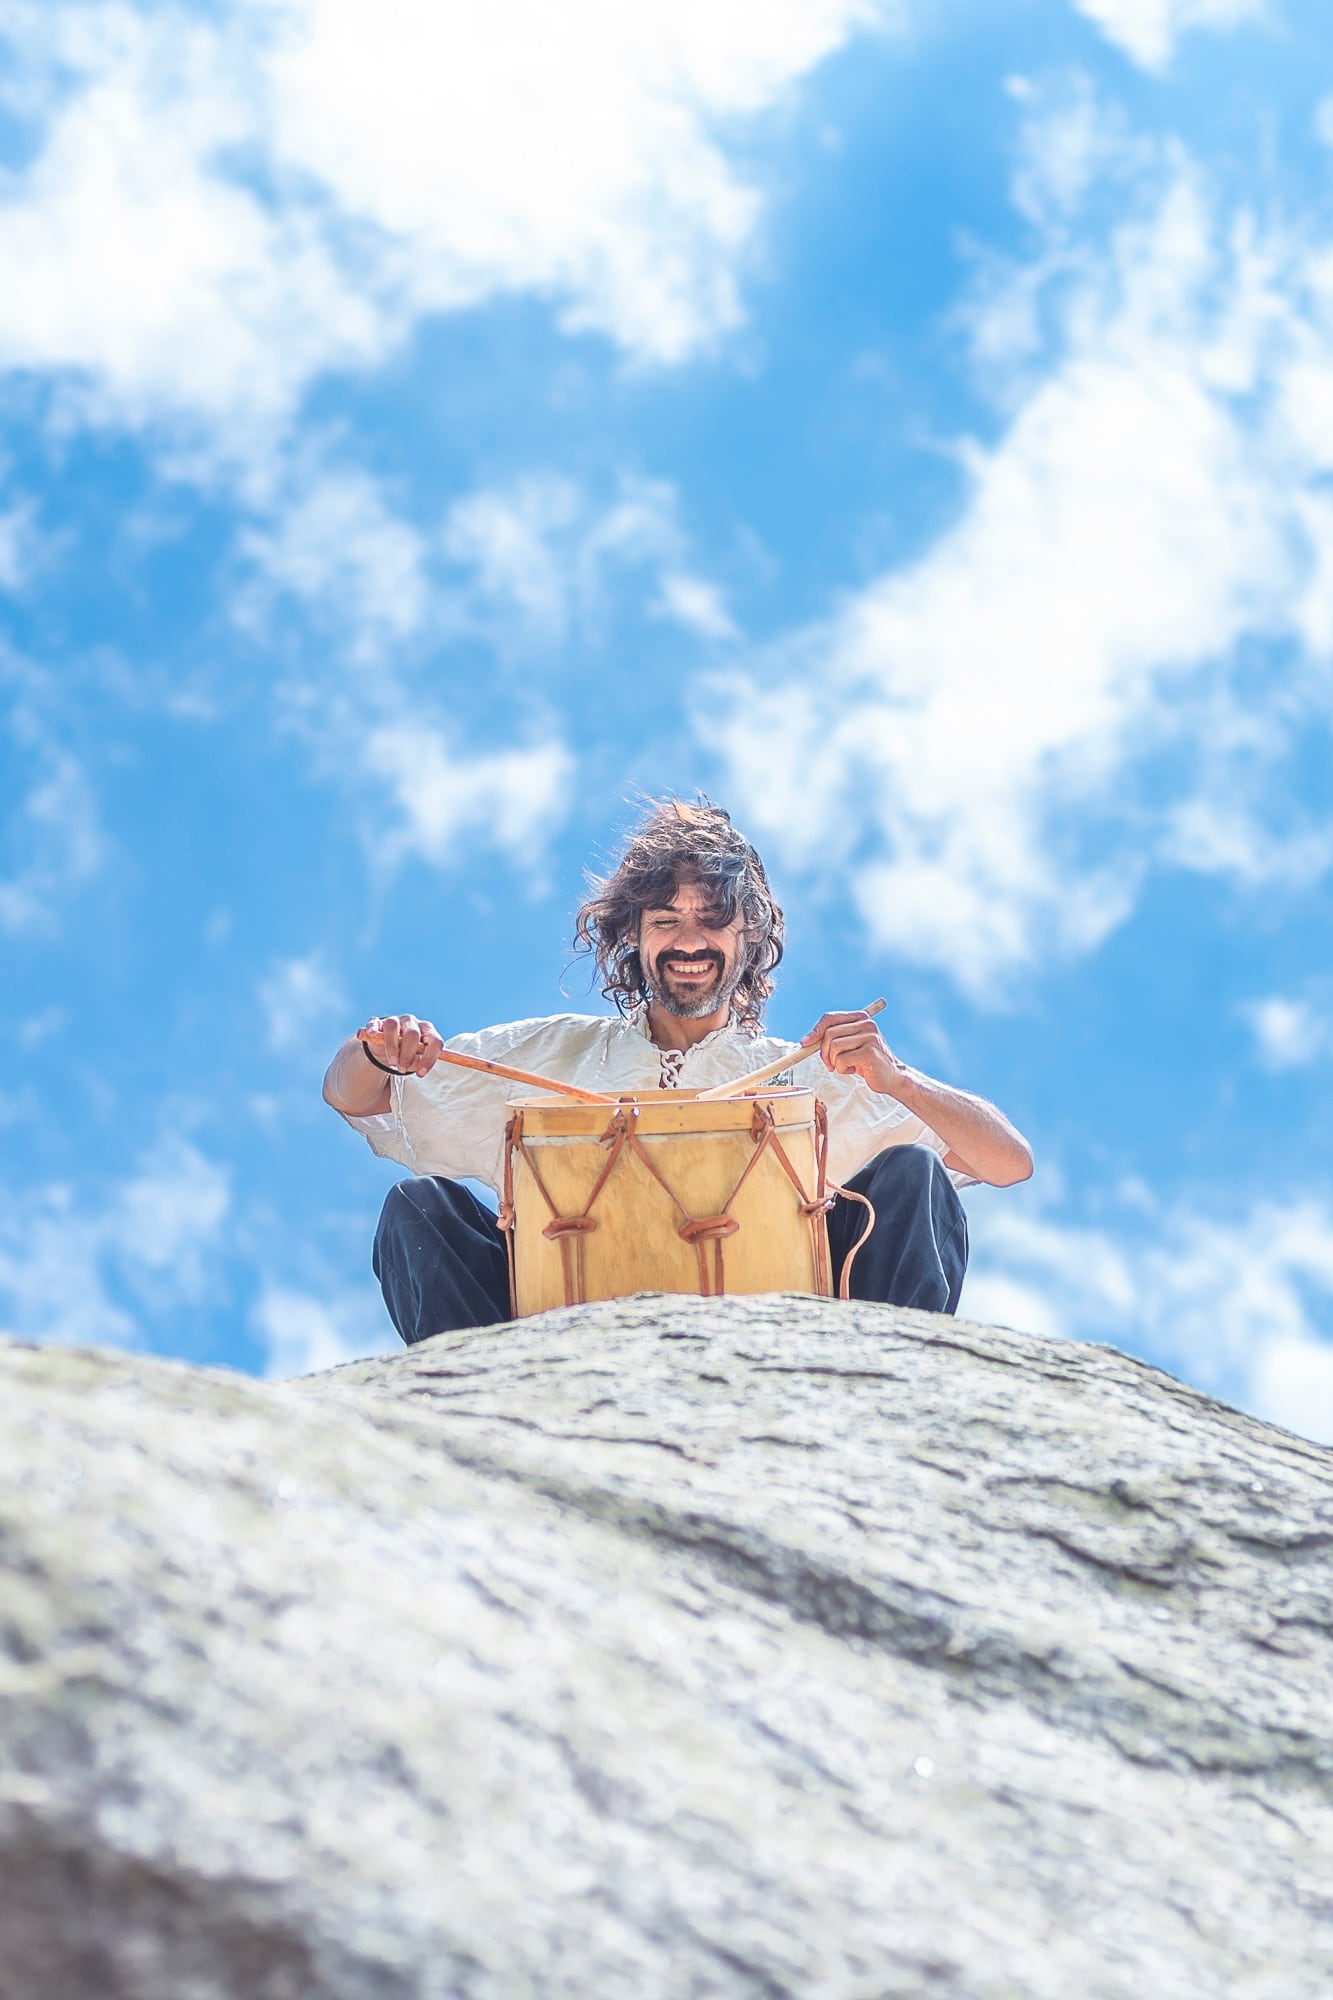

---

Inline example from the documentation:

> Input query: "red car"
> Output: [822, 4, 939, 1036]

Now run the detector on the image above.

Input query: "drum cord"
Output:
[827, 1185, 876, 1301]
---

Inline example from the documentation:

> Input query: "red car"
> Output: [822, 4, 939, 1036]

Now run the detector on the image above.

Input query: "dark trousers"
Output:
[373, 1144, 969, 1346]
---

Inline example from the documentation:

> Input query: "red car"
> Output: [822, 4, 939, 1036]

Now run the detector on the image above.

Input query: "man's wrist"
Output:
[877, 1056, 921, 1103]
[361, 1040, 412, 1077]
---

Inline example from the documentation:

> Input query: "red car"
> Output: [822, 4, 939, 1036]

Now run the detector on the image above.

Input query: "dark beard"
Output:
[644, 949, 743, 1021]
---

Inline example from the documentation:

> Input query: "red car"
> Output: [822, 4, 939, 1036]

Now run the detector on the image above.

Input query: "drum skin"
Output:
[505, 1088, 831, 1316]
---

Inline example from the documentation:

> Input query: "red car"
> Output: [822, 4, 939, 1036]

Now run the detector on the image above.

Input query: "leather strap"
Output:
[828, 1184, 876, 1300]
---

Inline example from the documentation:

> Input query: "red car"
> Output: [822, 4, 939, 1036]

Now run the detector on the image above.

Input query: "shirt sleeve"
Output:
[339, 1103, 418, 1172]
[813, 1069, 968, 1188]
[339, 1017, 602, 1194]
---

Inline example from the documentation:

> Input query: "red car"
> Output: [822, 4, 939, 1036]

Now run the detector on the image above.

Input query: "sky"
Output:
[2, 0, 1331, 1433]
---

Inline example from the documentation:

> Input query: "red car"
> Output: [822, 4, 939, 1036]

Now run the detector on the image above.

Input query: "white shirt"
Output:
[343, 1011, 960, 1193]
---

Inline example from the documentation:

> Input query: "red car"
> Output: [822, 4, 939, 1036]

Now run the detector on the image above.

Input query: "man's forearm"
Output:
[883, 1067, 1033, 1186]
[323, 1036, 392, 1117]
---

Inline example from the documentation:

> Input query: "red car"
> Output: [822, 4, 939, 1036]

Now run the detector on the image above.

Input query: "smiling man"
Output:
[323, 798, 1033, 1344]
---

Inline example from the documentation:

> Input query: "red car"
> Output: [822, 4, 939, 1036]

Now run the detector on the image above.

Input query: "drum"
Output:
[500, 1088, 833, 1316]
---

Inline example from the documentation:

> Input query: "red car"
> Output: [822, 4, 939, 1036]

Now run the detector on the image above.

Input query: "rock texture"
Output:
[2, 1294, 1332, 1999]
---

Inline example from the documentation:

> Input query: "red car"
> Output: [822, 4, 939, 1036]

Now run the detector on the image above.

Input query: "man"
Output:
[323, 800, 1032, 1344]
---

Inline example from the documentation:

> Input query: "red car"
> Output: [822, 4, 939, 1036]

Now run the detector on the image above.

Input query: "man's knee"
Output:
[374, 1175, 504, 1278]
[869, 1145, 967, 1241]
[858, 1143, 953, 1198]
[375, 1178, 414, 1239]
[848, 1144, 968, 1313]
[879, 1142, 935, 1176]
[373, 1177, 442, 1276]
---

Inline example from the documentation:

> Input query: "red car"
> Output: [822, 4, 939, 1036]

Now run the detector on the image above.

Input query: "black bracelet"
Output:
[360, 1040, 414, 1077]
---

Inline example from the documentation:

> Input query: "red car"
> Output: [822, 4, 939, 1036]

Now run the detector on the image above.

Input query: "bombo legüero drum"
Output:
[499, 1088, 833, 1315]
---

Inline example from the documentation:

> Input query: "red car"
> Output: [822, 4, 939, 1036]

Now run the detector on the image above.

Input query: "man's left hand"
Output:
[802, 1010, 905, 1097]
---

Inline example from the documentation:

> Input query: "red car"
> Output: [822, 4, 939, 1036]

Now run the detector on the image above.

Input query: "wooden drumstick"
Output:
[357, 1030, 617, 1105]
[695, 998, 887, 1101]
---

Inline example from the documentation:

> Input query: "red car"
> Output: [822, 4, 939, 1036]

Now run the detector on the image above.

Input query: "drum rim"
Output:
[507, 1087, 818, 1137]
[508, 1084, 816, 1109]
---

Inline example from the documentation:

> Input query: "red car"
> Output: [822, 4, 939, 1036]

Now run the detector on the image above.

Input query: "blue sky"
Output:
[2, 0, 1332, 1432]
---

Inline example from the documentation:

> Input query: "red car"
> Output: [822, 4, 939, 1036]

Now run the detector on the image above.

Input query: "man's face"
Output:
[638, 884, 746, 1021]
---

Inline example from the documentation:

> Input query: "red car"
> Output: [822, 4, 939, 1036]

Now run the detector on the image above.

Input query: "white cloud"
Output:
[0, 1185, 137, 1349]
[110, 1140, 232, 1302]
[0, 3, 386, 450]
[260, 0, 891, 364]
[964, 1204, 1138, 1339]
[0, 0, 896, 455]
[439, 470, 735, 651]
[1249, 1331, 1333, 1444]
[1071, 0, 1267, 72]
[257, 1281, 398, 1378]
[0, 707, 103, 934]
[0, 499, 38, 591]
[259, 950, 350, 1057]
[1007, 70, 1135, 231]
[706, 144, 1333, 998]
[1160, 797, 1333, 891]
[966, 1184, 1333, 1442]
[651, 570, 739, 642]
[237, 460, 734, 667]
[236, 463, 697, 878]
[237, 466, 430, 657]
[1239, 996, 1330, 1071]
[441, 476, 584, 644]
[365, 724, 573, 872]
[0, 1137, 231, 1348]
[17, 1005, 70, 1048]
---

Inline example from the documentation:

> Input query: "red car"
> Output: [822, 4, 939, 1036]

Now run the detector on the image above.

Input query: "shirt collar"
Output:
[627, 1009, 743, 1054]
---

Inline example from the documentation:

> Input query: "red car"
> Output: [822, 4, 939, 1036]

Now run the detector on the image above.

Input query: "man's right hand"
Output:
[361, 1014, 445, 1077]
[322, 1014, 445, 1117]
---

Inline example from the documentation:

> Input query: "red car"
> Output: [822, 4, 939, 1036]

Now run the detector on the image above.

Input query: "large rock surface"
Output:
[2, 1294, 1331, 1999]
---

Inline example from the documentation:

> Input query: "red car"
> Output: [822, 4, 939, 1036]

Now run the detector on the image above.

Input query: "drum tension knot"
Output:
[677, 1216, 741, 1242]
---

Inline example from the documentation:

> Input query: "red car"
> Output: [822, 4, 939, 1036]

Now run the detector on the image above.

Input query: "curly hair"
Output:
[573, 798, 784, 1032]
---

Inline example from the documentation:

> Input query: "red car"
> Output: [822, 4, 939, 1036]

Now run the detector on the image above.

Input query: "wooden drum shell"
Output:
[504, 1088, 831, 1316]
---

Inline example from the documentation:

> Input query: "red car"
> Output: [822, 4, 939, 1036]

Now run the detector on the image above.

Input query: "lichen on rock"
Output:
[2, 1293, 1331, 1998]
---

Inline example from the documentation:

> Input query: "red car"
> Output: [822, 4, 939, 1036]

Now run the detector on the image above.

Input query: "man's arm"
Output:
[322, 1014, 445, 1117]
[804, 1010, 1033, 1188]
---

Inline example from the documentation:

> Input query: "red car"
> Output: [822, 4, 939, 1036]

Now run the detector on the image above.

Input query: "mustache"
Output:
[655, 949, 723, 969]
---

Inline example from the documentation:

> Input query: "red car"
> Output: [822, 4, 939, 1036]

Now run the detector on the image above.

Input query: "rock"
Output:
[1, 1293, 1331, 1999]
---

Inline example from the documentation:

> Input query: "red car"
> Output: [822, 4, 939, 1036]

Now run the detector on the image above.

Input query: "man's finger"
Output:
[803, 1010, 852, 1044]
[827, 1041, 869, 1069]
[802, 1008, 879, 1045]
[818, 1021, 880, 1051]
